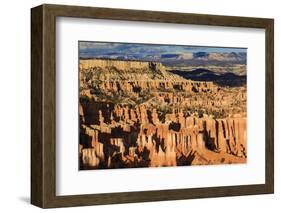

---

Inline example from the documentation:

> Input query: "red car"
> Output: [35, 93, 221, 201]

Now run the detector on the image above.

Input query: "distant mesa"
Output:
[161, 54, 180, 59]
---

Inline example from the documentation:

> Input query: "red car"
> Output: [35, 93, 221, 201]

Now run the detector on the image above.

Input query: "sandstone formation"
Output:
[80, 59, 166, 71]
[79, 59, 247, 169]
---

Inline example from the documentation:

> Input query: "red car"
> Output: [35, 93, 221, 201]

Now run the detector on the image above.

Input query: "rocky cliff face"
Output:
[80, 59, 165, 71]
[79, 59, 247, 169]
[80, 59, 186, 82]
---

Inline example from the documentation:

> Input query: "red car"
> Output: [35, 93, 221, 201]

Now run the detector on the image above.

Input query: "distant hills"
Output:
[80, 51, 246, 64]
[163, 52, 246, 62]
[170, 68, 246, 87]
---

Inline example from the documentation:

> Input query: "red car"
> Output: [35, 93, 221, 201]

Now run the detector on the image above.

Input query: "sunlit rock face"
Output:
[79, 59, 247, 170]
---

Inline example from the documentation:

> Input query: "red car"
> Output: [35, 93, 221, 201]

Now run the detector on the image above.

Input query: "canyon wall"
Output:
[79, 58, 247, 169]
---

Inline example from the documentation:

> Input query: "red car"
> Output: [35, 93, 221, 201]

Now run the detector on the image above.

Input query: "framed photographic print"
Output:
[31, 4, 274, 208]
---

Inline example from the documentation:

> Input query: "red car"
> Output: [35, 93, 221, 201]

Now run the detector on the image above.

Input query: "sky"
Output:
[79, 41, 247, 61]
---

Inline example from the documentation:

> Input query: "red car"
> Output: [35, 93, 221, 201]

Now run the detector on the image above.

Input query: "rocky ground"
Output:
[79, 59, 247, 170]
